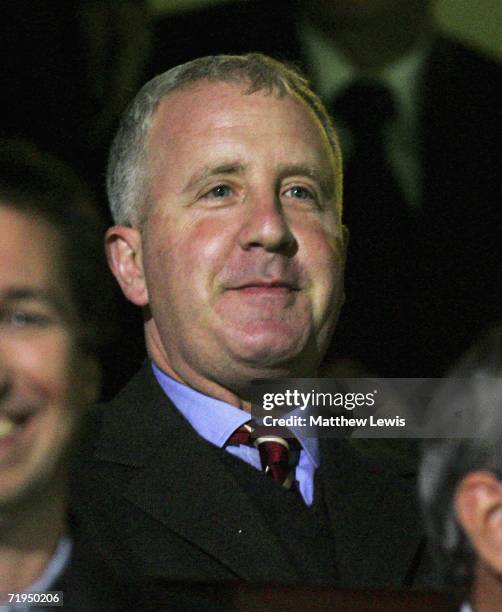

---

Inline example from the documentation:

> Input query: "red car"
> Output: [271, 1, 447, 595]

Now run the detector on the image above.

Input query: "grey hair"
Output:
[107, 53, 342, 226]
[419, 328, 502, 588]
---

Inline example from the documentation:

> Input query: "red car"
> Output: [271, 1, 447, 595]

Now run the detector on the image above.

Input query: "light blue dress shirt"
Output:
[1, 537, 71, 612]
[152, 363, 319, 505]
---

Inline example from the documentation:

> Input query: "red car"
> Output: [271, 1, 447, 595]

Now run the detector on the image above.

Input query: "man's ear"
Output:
[105, 226, 149, 306]
[455, 470, 502, 573]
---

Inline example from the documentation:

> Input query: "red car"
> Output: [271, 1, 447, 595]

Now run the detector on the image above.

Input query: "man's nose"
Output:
[238, 192, 298, 255]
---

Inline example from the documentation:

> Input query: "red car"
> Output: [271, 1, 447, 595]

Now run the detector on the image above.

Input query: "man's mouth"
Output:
[0, 411, 35, 450]
[232, 279, 300, 294]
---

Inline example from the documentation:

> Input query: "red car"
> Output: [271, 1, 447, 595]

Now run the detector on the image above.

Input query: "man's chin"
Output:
[227, 334, 311, 375]
[0, 454, 68, 514]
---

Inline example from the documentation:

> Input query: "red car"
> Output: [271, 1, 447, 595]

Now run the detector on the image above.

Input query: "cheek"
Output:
[148, 216, 234, 291]
[182, 219, 231, 265]
[298, 225, 345, 313]
[298, 222, 344, 275]
[14, 334, 73, 401]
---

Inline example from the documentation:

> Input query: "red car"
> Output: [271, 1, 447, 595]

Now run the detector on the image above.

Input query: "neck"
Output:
[303, 6, 431, 71]
[147, 332, 255, 412]
[471, 561, 502, 612]
[0, 489, 66, 594]
[145, 321, 320, 412]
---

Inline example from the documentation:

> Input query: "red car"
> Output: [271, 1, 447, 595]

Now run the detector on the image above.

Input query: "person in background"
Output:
[420, 327, 502, 612]
[0, 141, 123, 610]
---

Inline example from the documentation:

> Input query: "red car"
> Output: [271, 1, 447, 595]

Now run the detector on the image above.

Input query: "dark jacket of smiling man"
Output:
[71, 54, 432, 603]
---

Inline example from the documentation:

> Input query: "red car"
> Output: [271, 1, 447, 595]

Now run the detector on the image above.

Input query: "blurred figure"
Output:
[1, 2, 151, 392]
[420, 327, 502, 611]
[0, 141, 122, 609]
[149, 0, 501, 377]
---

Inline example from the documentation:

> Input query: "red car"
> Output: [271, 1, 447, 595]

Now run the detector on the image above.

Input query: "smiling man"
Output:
[74, 54, 429, 592]
[0, 142, 122, 609]
[0, 207, 82, 604]
[109, 59, 346, 397]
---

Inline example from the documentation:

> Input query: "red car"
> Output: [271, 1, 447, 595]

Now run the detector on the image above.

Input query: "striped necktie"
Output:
[227, 423, 299, 489]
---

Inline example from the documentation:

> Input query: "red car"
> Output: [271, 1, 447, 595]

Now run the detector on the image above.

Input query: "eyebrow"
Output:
[0, 287, 68, 315]
[183, 162, 247, 192]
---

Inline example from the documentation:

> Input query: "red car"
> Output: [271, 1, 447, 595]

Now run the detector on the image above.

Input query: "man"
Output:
[148, 0, 501, 378]
[420, 328, 502, 611]
[0, 142, 123, 609]
[73, 54, 428, 591]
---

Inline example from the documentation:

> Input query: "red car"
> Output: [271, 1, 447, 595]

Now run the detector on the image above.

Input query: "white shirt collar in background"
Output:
[299, 18, 433, 208]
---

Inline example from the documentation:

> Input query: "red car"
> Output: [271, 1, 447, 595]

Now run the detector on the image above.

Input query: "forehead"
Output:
[147, 80, 335, 170]
[0, 205, 66, 295]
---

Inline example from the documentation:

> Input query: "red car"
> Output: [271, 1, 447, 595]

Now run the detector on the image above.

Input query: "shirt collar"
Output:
[300, 18, 353, 102]
[152, 362, 319, 466]
[26, 536, 72, 593]
[299, 17, 432, 128]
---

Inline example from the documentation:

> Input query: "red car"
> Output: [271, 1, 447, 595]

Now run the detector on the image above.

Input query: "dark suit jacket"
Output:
[72, 362, 430, 597]
[27, 544, 130, 612]
[149, 1, 501, 377]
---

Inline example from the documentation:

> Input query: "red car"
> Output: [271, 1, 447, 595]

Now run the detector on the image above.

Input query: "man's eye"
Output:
[285, 185, 315, 201]
[204, 184, 232, 199]
[0, 310, 52, 328]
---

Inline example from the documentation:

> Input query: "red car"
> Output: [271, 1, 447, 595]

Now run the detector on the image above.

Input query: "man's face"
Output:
[131, 82, 345, 391]
[0, 206, 88, 508]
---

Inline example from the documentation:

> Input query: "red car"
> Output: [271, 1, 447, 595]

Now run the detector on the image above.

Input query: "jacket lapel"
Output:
[95, 363, 299, 582]
[319, 439, 424, 588]
[94, 365, 425, 586]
